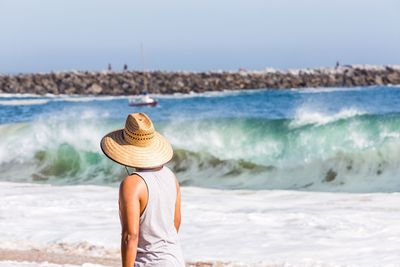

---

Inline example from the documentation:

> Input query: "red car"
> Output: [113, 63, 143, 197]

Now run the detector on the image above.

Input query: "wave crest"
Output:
[290, 107, 365, 127]
[1, 112, 400, 192]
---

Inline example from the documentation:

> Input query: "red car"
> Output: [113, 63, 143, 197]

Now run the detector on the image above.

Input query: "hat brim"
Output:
[100, 129, 173, 168]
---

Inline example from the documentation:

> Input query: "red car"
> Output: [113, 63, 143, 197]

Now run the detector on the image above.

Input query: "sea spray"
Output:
[1, 110, 400, 192]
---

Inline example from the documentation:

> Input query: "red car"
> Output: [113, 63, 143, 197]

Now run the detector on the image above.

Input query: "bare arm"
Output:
[119, 175, 145, 267]
[174, 177, 182, 232]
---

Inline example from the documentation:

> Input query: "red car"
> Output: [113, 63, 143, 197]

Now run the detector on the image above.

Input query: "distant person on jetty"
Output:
[108, 63, 112, 71]
[124, 64, 128, 71]
[100, 113, 185, 267]
[335, 61, 340, 69]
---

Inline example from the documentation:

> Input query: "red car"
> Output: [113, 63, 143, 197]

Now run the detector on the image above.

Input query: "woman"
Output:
[100, 112, 185, 267]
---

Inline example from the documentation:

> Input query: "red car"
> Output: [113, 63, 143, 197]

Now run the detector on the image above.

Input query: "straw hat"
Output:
[100, 113, 173, 168]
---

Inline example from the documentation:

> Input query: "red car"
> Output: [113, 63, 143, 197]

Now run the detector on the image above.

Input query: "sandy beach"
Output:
[0, 249, 244, 267]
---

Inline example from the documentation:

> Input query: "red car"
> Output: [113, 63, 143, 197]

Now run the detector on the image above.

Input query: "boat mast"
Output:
[140, 43, 148, 93]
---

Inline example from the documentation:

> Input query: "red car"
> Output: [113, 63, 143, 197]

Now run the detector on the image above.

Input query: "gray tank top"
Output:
[133, 166, 185, 267]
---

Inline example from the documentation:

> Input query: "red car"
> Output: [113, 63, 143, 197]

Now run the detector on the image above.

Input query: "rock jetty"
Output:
[1, 65, 400, 95]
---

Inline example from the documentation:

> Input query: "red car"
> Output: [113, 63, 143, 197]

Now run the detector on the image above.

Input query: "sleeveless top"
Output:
[133, 166, 185, 267]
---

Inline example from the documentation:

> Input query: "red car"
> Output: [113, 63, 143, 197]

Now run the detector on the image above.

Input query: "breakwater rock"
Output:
[1, 65, 400, 95]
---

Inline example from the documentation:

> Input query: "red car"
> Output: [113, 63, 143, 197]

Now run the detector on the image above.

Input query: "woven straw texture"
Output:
[100, 113, 173, 168]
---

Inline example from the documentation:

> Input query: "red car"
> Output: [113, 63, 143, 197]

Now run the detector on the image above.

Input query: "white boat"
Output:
[128, 44, 158, 107]
[128, 94, 158, 107]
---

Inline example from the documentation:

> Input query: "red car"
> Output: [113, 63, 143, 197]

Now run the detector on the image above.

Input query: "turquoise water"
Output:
[1, 86, 400, 192]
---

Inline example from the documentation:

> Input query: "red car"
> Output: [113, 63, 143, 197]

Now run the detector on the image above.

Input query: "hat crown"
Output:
[123, 113, 155, 147]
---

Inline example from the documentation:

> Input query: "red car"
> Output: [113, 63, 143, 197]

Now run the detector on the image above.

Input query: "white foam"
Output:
[151, 89, 267, 100]
[293, 87, 367, 94]
[0, 93, 44, 98]
[0, 109, 111, 164]
[1, 182, 400, 266]
[2, 109, 400, 192]
[0, 88, 269, 103]
[0, 100, 50, 106]
[54, 96, 129, 102]
[290, 107, 365, 127]
[0, 94, 130, 106]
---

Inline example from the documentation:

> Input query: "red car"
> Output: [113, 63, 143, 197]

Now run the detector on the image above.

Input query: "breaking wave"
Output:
[1, 109, 400, 192]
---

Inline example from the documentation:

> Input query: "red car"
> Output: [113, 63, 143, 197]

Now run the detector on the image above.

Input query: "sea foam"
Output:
[290, 106, 365, 127]
[1, 110, 400, 192]
[1, 182, 400, 266]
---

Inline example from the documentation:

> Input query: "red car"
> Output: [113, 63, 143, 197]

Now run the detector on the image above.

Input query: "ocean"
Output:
[1, 86, 400, 266]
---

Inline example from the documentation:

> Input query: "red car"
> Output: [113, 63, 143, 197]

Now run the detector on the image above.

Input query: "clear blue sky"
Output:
[0, 0, 399, 73]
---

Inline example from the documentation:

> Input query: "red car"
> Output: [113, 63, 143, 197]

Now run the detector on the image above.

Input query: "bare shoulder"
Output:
[119, 174, 146, 197]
